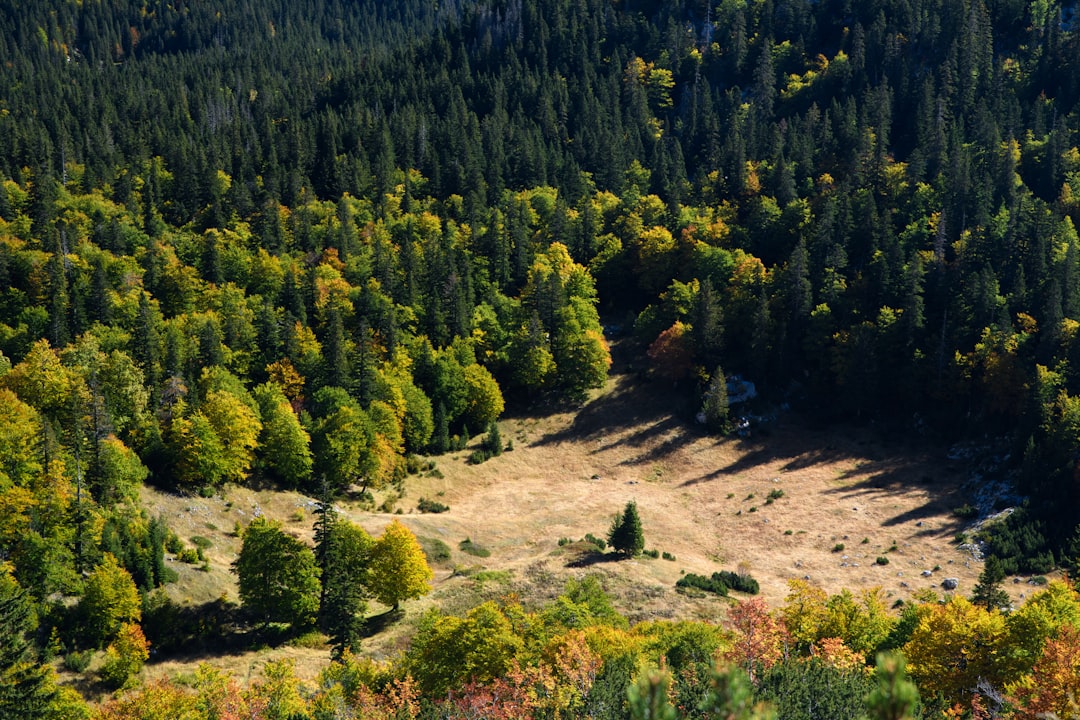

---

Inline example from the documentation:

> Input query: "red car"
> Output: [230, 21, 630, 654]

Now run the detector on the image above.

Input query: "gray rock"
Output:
[921, 570, 933, 577]
[942, 577, 959, 591]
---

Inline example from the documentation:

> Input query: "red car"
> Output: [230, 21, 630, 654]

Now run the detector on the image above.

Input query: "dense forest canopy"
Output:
[7, 0, 1080, 716]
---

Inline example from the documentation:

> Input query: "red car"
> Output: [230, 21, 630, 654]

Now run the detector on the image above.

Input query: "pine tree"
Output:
[608, 501, 645, 557]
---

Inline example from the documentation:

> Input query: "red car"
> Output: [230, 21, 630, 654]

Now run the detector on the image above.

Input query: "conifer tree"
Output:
[0, 571, 57, 718]
[608, 501, 645, 557]
[702, 366, 732, 434]
[971, 556, 1010, 611]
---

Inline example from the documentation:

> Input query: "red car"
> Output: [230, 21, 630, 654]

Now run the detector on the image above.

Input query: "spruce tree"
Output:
[484, 420, 503, 456]
[608, 501, 645, 557]
[971, 556, 1010, 611]
[0, 573, 57, 718]
[702, 366, 731, 434]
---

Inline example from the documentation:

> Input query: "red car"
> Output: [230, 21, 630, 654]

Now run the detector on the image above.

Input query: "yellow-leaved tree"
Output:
[903, 595, 1011, 704]
[367, 520, 432, 612]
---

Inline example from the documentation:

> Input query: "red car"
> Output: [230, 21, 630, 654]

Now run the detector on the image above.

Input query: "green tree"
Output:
[865, 653, 920, 720]
[254, 383, 313, 487]
[316, 510, 375, 656]
[94, 435, 148, 507]
[233, 518, 320, 629]
[367, 520, 433, 611]
[79, 553, 142, 648]
[0, 569, 57, 718]
[971, 556, 1011, 611]
[462, 363, 505, 431]
[608, 501, 645, 557]
[99, 622, 150, 689]
[311, 389, 377, 494]
[702, 366, 732, 433]
[627, 665, 679, 720]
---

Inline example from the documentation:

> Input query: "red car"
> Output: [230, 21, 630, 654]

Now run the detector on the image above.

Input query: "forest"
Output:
[5, 0, 1080, 717]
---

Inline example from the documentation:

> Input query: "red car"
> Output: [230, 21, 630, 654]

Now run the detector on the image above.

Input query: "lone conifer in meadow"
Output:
[608, 501, 645, 557]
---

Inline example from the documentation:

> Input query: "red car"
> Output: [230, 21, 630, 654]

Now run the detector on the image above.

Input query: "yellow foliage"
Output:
[904, 595, 1012, 704]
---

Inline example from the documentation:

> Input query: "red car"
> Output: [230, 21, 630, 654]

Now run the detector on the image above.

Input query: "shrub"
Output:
[64, 650, 94, 673]
[642, 549, 660, 559]
[558, 537, 571, 546]
[676, 573, 728, 596]
[165, 533, 183, 555]
[662, 552, 676, 561]
[459, 538, 491, 558]
[417, 497, 450, 514]
[177, 548, 199, 564]
[833, 543, 845, 553]
[675, 570, 759, 596]
[876, 556, 890, 565]
[191, 536, 212, 550]
[467, 450, 490, 465]
[419, 537, 452, 564]
[583, 533, 607, 551]
[766, 489, 785, 502]
[952, 504, 978, 519]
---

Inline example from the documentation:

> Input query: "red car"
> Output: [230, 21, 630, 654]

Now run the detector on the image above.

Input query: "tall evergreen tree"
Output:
[608, 501, 645, 557]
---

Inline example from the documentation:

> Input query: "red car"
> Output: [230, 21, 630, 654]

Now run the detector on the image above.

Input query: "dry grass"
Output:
[121, 363, 1015, 689]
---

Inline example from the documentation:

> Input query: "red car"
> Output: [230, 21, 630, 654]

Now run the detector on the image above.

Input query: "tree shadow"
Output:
[530, 372, 702, 465]
[565, 551, 628, 568]
[358, 607, 402, 639]
[143, 596, 259, 662]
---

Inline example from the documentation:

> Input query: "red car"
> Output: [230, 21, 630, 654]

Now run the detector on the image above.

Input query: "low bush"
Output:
[64, 650, 93, 673]
[468, 450, 490, 465]
[459, 538, 491, 558]
[583, 533, 607, 551]
[417, 497, 450, 513]
[875, 556, 890, 565]
[642, 549, 659, 559]
[419, 537, 452, 564]
[675, 570, 759, 596]
[662, 551, 676, 561]
[832, 543, 845, 553]
[952, 504, 978, 519]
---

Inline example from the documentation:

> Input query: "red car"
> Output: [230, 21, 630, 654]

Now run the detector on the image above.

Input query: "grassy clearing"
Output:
[128, 366, 994, 687]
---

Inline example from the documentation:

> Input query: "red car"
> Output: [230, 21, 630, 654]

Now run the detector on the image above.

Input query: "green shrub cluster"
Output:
[675, 570, 759, 596]
[417, 498, 450, 513]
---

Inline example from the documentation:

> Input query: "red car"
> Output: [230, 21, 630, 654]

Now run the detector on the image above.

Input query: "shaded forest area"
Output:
[6, 0, 1080, 716]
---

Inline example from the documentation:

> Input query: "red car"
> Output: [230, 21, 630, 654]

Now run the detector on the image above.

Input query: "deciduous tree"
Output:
[233, 518, 320, 629]
[367, 520, 432, 611]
